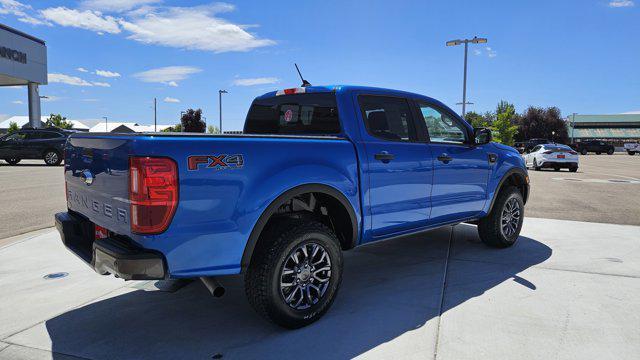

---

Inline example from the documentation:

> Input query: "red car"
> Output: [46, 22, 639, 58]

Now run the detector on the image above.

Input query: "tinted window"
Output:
[4, 133, 26, 141]
[532, 145, 542, 152]
[39, 131, 63, 139]
[416, 102, 467, 144]
[244, 93, 340, 135]
[359, 95, 416, 142]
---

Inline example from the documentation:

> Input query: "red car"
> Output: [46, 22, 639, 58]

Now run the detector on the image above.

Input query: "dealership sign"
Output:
[0, 45, 27, 64]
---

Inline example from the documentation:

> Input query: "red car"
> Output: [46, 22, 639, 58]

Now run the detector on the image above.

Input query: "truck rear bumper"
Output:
[55, 212, 166, 280]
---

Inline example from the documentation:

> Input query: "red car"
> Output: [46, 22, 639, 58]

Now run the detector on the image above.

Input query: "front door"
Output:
[357, 94, 433, 239]
[414, 101, 490, 224]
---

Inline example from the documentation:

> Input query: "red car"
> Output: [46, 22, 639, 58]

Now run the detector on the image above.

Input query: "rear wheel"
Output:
[478, 186, 524, 248]
[245, 218, 343, 328]
[629, 151, 636, 156]
[533, 158, 541, 171]
[4, 158, 21, 165]
[581, 149, 588, 155]
[596, 151, 601, 155]
[570, 166, 578, 172]
[607, 149, 614, 155]
[43, 150, 62, 166]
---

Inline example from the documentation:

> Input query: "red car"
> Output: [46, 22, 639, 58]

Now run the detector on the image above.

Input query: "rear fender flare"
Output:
[240, 184, 358, 272]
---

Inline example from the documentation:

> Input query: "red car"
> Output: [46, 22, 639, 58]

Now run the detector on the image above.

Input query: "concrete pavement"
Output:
[0, 217, 638, 359]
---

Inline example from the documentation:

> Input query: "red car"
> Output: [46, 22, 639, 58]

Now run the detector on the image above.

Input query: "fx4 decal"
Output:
[188, 154, 245, 171]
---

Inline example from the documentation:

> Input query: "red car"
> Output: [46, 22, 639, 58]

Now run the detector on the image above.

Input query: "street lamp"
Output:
[103, 116, 108, 132]
[219, 90, 228, 134]
[446, 36, 488, 117]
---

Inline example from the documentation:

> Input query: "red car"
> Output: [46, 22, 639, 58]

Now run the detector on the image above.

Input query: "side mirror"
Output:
[474, 128, 492, 145]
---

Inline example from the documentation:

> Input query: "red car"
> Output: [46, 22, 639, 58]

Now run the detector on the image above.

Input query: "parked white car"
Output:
[624, 142, 639, 155]
[524, 144, 579, 172]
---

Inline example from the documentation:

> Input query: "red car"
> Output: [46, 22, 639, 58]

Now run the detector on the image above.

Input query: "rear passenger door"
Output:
[357, 95, 433, 239]
[414, 101, 490, 224]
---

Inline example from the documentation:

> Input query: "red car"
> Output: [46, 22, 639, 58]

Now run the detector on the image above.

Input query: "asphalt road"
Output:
[0, 153, 638, 241]
[0, 160, 66, 240]
[525, 153, 640, 226]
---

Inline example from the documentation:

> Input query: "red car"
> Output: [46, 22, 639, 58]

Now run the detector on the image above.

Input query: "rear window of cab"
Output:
[243, 93, 341, 135]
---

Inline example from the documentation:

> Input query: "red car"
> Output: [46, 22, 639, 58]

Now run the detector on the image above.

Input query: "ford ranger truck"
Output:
[55, 85, 529, 328]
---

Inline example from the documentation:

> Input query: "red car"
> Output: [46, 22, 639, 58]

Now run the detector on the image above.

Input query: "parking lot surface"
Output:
[0, 160, 66, 241]
[0, 217, 638, 360]
[526, 154, 640, 225]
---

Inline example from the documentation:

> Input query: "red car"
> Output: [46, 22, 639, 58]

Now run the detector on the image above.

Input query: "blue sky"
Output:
[1, 0, 639, 130]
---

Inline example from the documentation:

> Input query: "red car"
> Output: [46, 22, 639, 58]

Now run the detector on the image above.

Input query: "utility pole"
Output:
[154, 97, 157, 132]
[446, 36, 488, 117]
[219, 89, 228, 134]
[571, 113, 577, 144]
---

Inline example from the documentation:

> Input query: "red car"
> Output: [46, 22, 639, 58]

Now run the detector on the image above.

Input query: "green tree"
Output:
[496, 100, 515, 116]
[162, 124, 183, 132]
[207, 125, 220, 134]
[180, 108, 205, 133]
[516, 106, 568, 144]
[46, 114, 73, 129]
[7, 121, 19, 134]
[465, 111, 489, 128]
[492, 107, 519, 146]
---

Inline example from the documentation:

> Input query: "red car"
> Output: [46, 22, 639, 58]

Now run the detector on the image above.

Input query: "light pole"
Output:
[446, 36, 488, 117]
[219, 90, 228, 134]
[103, 116, 108, 132]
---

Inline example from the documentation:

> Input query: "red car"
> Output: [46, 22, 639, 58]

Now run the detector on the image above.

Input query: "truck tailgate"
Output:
[64, 136, 132, 236]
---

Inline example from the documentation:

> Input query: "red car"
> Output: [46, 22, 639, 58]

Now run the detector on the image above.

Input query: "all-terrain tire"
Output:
[245, 218, 343, 329]
[478, 186, 524, 248]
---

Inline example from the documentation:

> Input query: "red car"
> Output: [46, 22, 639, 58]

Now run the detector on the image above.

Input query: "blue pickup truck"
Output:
[55, 85, 529, 328]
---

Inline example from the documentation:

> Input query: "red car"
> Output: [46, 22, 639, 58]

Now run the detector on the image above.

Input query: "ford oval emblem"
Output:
[80, 170, 94, 186]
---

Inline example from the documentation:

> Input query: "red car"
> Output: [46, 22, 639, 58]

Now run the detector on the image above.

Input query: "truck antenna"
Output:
[295, 63, 312, 87]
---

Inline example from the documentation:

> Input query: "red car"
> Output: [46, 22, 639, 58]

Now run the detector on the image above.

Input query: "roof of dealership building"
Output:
[567, 114, 640, 139]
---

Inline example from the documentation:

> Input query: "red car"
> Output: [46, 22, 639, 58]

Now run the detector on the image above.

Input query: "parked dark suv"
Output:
[0, 127, 73, 166]
[573, 140, 615, 155]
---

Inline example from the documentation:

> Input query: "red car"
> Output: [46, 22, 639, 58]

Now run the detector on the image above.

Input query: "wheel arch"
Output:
[240, 183, 359, 272]
[487, 168, 529, 214]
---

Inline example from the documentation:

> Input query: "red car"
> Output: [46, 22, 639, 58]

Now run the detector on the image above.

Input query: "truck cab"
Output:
[55, 85, 529, 328]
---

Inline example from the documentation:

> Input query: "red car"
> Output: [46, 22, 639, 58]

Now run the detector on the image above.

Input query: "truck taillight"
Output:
[129, 157, 178, 234]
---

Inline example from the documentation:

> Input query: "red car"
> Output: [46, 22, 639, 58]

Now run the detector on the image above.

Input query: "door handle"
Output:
[375, 152, 394, 163]
[437, 154, 453, 164]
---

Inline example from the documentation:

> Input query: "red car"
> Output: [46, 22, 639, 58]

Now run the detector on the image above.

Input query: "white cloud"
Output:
[40, 7, 121, 34]
[133, 66, 201, 86]
[232, 77, 279, 86]
[608, 0, 634, 7]
[485, 46, 497, 58]
[11, 100, 24, 104]
[82, 98, 100, 102]
[0, 0, 49, 25]
[119, 3, 275, 53]
[42, 96, 62, 102]
[95, 70, 121, 78]
[77, 67, 89, 73]
[163, 96, 180, 103]
[473, 49, 482, 56]
[81, 0, 161, 13]
[48, 73, 111, 87]
[622, 110, 640, 114]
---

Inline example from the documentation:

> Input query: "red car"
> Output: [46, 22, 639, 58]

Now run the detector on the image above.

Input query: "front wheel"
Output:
[581, 149, 588, 155]
[245, 218, 343, 328]
[628, 151, 636, 156]
[4, 158, 21, 165]
[478, 186, 524, 248]
[595, 151, 601, 155]
[607, 149, 614, 155]
[44, 150, 62, 166]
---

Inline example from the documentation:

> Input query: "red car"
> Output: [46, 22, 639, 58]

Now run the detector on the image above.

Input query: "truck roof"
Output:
[255, 85, 443, 105]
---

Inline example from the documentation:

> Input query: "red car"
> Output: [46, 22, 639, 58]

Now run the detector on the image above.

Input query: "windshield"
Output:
[244, 93, 341, 135]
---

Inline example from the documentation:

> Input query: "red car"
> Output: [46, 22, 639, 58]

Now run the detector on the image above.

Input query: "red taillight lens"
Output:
[129, 157, 178, 234]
